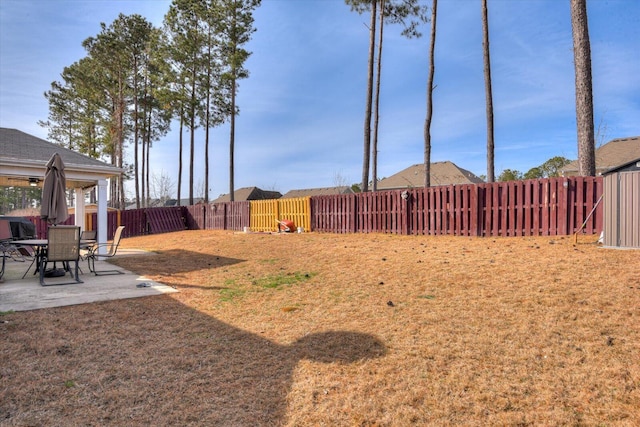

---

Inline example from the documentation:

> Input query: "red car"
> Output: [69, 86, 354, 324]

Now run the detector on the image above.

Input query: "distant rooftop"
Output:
[377, 161, 484, 190]
[211, 187, 282, 203]
[562, 136, 640, 176]
[282, 186, 353, 198]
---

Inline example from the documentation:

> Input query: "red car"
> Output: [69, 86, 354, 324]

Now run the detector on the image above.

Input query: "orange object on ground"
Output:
[277, 219, 295, 232]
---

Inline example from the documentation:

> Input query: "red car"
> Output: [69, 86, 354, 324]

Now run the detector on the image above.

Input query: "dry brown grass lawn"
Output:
[1, 230, 639, 426]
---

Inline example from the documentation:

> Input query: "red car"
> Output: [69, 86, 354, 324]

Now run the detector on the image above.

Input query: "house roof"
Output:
[211, 187, 282, 203]
[602, 157, 640, 175]
[163, 198, 205, 207]
[0, 127, 122, 189]
[562, 136, 640, 176]
[377, 161, 484, 189]
[282, 186, 354, 199]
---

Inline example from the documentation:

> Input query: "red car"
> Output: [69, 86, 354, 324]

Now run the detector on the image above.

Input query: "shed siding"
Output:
[603, 174, 618, 247]
[619, 172, 639, 248]
[604, 171, 640, 248]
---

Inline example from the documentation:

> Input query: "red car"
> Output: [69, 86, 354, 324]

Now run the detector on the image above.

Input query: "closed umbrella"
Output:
[40, 152, 68, 225]
[40, 152, 69, 277]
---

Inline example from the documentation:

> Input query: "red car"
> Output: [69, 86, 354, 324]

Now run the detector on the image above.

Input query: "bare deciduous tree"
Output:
[151, 170, 176, 204]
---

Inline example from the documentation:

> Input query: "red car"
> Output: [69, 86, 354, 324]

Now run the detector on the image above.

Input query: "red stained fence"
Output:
[24, 177, 602, 240]
[184, 202, 250, 231]
[312, 177, 603, 237]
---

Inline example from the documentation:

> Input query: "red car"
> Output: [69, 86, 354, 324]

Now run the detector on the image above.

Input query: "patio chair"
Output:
[0, 219, 12, 280]
[81, 229, 97, 243]
[40, 225, 83, 286]
[84, 226, 125, 276]
[1, 220, 35, 280]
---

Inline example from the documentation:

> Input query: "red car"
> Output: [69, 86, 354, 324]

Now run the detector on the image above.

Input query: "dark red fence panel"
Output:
[311, 194, 357, 233]
[355, 190, 406, 234]
[568, 176, 603, 235]
[206, 203, 227, 229]
[118, 209, 144, 238]
[308, 176, 603, 237]
[225, 201, 250, 231]
[183, 202, 249, 231]
[146, 207, 185, 234]
[184, 205, 205, 230]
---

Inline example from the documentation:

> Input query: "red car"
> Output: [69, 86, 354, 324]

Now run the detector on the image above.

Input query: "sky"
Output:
[1, 0, 639, 200]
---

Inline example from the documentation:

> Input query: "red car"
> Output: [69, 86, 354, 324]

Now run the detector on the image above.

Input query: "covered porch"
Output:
[0, 128, 122, 252]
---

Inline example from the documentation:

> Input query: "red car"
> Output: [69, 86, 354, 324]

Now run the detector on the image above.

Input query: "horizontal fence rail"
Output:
[20, 177, 603, 240]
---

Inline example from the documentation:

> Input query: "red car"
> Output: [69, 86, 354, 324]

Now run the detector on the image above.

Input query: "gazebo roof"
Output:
[0, 127, 122, 189]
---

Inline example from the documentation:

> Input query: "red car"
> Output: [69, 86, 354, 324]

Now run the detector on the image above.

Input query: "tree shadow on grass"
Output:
[111, 248, 245, 275]
[0, 296, 387, 426]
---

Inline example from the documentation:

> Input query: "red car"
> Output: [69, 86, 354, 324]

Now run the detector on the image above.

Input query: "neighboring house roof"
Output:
[0, 127, 122, 189]
[282, 186, 354, 198]
[562, 136, 640, 176]
[163, 198, 205, 207]
[602, 157, 640, 175]
[377, 161, 484, 190]
[124, 199, 170, 210]
[211, 187, 282, 203]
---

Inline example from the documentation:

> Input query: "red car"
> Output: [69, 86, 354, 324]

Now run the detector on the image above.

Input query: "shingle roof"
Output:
[562, 136, 640, 175]
[211, 187, 282, 203]
[0, 127, 122, 189]
[377, 161, 484, 189]
[282, 186, 354, 198]
[0, 128, 116, 169]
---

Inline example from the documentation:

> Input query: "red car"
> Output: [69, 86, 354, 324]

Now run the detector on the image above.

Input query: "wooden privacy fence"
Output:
[312, 177, 603, 237]
[184, 202, 250, 231]
[23, 177, 603, 240]
[250, 197, 311, 232]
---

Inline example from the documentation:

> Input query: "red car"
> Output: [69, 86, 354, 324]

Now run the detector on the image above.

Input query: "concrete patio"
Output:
[0, 248, 178, 312]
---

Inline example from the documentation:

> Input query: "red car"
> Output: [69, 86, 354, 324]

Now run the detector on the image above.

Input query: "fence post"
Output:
[470, 184, 478, 236]
[402, 190, 410, 235]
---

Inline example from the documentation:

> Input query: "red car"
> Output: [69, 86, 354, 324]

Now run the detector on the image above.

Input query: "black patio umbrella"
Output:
[40, 152, 69, 225]
[40, 152, 69, 276]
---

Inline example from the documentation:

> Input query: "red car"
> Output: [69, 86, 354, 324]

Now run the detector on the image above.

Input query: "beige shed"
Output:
[602, 158, 640, 248]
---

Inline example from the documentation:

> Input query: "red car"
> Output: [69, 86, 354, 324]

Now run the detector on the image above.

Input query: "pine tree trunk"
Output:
[482, 0, 494, 183]
[230, 78, 236, 202]
[570, 0, 596, 176]
[189, 67, 196, 206]
[361, 0, 377, 193]
[424, 0, 437, 188]
[133, 56, 140, 209]
[177, 107, 184, 206]
[372, 0, 385, 192]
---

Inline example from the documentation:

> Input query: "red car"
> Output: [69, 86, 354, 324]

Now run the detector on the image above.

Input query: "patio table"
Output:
[15, 239, 94, 277]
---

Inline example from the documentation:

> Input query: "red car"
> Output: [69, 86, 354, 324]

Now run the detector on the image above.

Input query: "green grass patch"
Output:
[252, 272, 316, 289]
[0, 310, 15, 316]
[219, 287, 246, 302]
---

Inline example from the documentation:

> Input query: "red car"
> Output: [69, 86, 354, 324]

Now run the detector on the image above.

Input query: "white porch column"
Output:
[97, 179, 108, 255]
[74, 187, 86, 231]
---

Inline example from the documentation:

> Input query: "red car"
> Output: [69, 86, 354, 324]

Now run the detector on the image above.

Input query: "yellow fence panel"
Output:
[278, 197, 311, 232]
[250, 199, 279, 232]
[249, 197, 311, 232]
